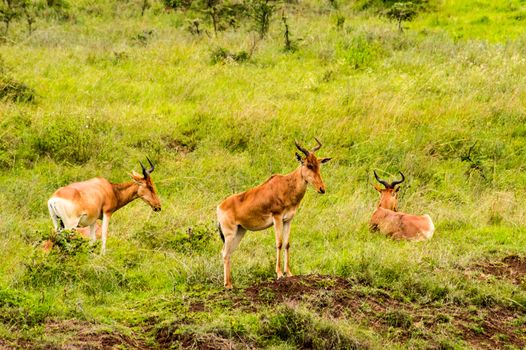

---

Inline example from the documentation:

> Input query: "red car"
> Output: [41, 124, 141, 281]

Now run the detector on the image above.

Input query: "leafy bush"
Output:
[355, 0, 432, 11]
[134, 223, 216, 253]
[0, 74, 35, 102]
[340, 36, 383, 69]
[246, 0, 276, 38]
[210, 47, 249, 64]
[260, 306, 363, 349]
[385, 2, 418, 32]
[20, 233, 146, 293]
[43, 229, 97, 257]
[162, 0, 193, 10]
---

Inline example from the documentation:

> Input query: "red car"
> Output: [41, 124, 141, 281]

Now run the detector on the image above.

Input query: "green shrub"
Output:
[385, 2, 418, 32]
[43, 229, 97, 256]
[210, 47, 249, 64]
[260, 306, 364, 349]
[134, 223, 216, 253]
[0, 75, 35, 103]
[355, 0, 432, 11]
[162, 0, 193, 10]
[340, 36, 382, 69]
[20, 240, 147, 293]
[0, 288, 26, 308]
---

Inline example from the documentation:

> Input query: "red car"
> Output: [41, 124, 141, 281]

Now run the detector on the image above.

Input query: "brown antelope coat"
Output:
[370, 171, 434, 241]
[217, 139, 331, 289]
[47, 159, 161, 254]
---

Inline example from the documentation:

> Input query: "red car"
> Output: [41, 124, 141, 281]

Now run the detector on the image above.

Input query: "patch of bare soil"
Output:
[225, 274, 526, 349]
[163, 137, 195, 155]
[156, 327, 254, 350]
[473, 255, 526, 285]
[5, 320, 149, 350]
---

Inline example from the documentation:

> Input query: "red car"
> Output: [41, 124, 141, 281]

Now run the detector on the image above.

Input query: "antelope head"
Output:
[295, 138, 332, 194]
[373, 170, 405, 211]
[131, 157, 162, 212]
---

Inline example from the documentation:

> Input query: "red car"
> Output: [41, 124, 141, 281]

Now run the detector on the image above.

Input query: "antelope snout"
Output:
[153, 206, 161, 212]
[318, 187, 326, 194]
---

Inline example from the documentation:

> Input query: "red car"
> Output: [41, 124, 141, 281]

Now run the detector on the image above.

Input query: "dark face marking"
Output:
[137, 176, 161, 211]
[299, 153, 327, 194]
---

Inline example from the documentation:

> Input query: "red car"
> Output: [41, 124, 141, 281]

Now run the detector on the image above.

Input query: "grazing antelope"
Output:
[370, 171, 434, 241]
[217, 138, 331, 289]
[47, 158, 161, 254]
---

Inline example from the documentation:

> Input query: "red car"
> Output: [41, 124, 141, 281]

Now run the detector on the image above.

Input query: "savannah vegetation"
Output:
[1, 0, 526, 348]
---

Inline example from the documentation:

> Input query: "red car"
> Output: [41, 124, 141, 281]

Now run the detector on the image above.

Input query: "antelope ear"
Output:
[295, 152, 304, 164]
[130, 171, 143, 183]
[320, 157, 332, 164]
[373, 184, 383, 192]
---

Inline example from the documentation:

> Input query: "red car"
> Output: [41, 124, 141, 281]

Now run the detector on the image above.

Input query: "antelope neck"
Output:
[111, 181, 140, 211]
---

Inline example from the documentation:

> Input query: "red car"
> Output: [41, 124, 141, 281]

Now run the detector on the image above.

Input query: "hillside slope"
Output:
[1, 0, 526, 348]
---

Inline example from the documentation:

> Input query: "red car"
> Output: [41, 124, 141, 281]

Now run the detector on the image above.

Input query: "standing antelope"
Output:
[370, 171, 434, 241]
[47, 158, 161, 254]
[217, 138, 331, 289]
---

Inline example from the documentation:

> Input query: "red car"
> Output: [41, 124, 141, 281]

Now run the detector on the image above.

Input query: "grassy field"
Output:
[1, 0, 526, 348]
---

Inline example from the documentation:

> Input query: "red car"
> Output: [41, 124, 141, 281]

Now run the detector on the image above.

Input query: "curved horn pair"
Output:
[295, 137, 323, 156]
[139, 157, 155, 178]
[374, 170, 405, 188]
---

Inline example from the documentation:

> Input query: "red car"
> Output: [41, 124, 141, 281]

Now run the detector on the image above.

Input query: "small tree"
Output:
[0, 0, 23, 37]
[203, 0, 220, 36]
[247, 0, 275, 39]
[328, 0, 338, 10]
[281, 11, 295, 52]
[141, 0, 149, 16]
[21, 0, 39, 35]
[385, 2, 417, 33]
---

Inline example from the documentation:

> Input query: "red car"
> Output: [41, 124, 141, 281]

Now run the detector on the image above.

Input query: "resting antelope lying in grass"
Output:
[217, 138, 331, 289]
[370, 171, 434, 241]
[47, 158, 161, 254]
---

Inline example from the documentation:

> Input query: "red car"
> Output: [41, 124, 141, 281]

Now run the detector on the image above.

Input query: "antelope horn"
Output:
[295, 140, 309, 156]
[374, 170, 390, 188]
[311, 137, 322, 153]
[390, 171, 405, 187]
[139, 160, 148, 178]
[146, 156, 155, 174]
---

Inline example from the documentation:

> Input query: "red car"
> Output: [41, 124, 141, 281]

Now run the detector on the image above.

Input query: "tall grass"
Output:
[1, 0, 526, 347]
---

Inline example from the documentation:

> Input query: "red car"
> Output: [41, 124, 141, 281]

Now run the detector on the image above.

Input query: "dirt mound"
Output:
[236, 274, 526, 349]
[244, 274, 352, 304]
[474, 255, 526, 285]
[47, 320, 148, 349]
[156, 327, 251, 350]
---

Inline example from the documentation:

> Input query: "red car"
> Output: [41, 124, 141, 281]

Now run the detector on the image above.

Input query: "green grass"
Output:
[1, 0, 526, 348]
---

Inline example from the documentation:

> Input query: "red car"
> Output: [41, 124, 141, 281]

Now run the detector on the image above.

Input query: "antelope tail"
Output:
[217, 223, 225, 243]
[423, 214, 435, 239]
[48, 199, 65, 230]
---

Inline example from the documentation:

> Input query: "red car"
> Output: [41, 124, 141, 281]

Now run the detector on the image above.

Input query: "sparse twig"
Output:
[281, 10, 294, 52]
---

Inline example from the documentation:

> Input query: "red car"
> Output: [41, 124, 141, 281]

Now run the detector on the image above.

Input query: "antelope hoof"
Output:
[276, 272, 284, 279]
[224, 284, 233, 290]
[286, 271, 293, 277]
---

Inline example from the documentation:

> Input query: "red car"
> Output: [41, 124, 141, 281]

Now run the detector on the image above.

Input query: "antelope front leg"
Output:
[273, 215, 284, 279]
[101, 213, 111, 255]
[89, 223, 97, 243]
[282, 220, 293, 277]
